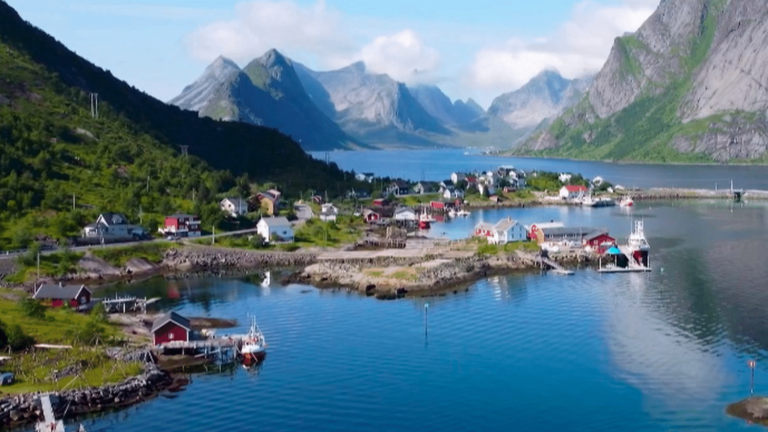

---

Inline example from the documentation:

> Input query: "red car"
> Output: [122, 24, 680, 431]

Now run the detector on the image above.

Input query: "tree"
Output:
[90, 302, 108, 322]
[236, 174, 251, 199]
[18, 298, 46, 319]
[6, 324, 34, 351]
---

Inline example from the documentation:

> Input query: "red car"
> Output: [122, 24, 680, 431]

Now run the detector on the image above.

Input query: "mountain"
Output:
[408, 85, 487, 131]
[294, 61, 452, 147]
[0, 0, 352, 247]
[171, 49, 364, 151]
[488, 70, 592, 131]
[518, 0, 768, 163]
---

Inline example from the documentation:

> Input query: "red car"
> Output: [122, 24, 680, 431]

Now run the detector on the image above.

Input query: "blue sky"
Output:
[7, 0, 658, 107]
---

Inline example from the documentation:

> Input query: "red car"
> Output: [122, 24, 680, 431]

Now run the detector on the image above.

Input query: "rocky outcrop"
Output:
[161, 247, 317, 270]
[0, 364, 173, 428]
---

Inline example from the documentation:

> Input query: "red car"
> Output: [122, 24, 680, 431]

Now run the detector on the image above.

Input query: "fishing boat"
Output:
[627, 220, 650, 267]
[418, 209, 435, 230]
[619, 196, 634, 207]
[241, 316, 267, 366]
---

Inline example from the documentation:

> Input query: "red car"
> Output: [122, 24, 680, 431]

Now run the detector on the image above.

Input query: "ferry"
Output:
[241, 316, 267, 366]
[619, 196, 634, 207]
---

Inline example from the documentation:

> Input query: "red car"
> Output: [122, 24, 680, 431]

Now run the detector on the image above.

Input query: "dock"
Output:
[101, 296, 160, 313]
[598, 246, 651, 273]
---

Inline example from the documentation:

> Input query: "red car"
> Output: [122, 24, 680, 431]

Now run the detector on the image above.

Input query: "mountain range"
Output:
[172, 51, 590, 150]
[517, 0, 768, 163]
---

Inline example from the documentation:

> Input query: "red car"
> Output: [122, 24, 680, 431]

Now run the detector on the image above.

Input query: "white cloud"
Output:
[467, 0, 657, 94]
[358, 30, 440, 84]
[184, 0, 351, 64]
[184, 0, 440, 85]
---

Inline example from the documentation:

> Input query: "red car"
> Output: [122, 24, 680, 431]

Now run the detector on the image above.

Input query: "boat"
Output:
[448, 209, 457, 218]
[418, 209, 435, 230]
[457, 209, 471, 217]
[241, 316, 267, 366]
[627, 220, 650, 267]
[619, 196, 634, 207]
[583, 196, 616, 207]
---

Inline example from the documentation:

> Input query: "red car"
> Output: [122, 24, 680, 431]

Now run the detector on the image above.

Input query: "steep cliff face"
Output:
[489, 70, 592, 129]
[521, 0, 768, 163]
[295, 61, 450, 145]
[170, 50, 363, 151]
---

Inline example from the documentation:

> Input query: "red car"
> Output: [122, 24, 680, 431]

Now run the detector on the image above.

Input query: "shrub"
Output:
[18, 298, 47, 319]
[6, 323, 34, 351]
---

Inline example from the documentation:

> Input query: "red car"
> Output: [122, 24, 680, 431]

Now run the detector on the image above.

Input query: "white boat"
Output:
[626, 220, 650, 267]
[619, 196, 634, 207]
[457, 209, 471, 217]
[241, 316, 267, 366]
[448, 209, 457, 218]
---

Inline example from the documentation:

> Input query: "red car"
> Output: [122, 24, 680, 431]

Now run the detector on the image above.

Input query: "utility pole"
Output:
[36, 249, 40, 280]
[72, 193, 75, 211]
[212, 226, 215, 245]
[139, 205, 143, 224]
[146, 175, 150, 193]
[192, 189, 196, 202]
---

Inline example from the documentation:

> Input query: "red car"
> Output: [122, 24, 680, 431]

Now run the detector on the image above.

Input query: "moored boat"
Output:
[457, 209, 470, 217]
[627, 220, 650, 267]
[418, 209, 435, 230]
[619, 196, 634, 207]
[241, 316, 267, 366]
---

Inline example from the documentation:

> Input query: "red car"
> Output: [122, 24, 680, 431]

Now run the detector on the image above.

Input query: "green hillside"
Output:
[0, 1, 354, 249]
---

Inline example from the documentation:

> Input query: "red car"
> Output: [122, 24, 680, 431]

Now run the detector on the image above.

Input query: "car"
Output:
[0, 372, 14, 386]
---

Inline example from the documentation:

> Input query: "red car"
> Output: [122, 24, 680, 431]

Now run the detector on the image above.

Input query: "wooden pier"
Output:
[101, 296, 160, 314]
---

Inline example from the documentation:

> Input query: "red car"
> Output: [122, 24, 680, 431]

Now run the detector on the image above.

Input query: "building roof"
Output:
[167, 213, 196, 219]
[99, 212, 129, 226]
[395, 207, 415, 215]
[542, 226, 607, 237]
[529, 221, 564, 230]
[584, 231, 613, 242]
[33, 283, 90, 300]
[363, 209, 379, 216]
[493, 218, 518, 232]
[391, 181, 409, 188]
[222, 197, 247, 206]
[563, 185, 588, 192]
[320, 204, 338, 216]
[151, 311, 191, 333]
[475, 222, 494, 231]
[260, 216, 292, 227]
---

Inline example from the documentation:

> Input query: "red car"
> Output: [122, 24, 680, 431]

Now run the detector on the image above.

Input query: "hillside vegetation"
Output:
[0, 1, 357, 249]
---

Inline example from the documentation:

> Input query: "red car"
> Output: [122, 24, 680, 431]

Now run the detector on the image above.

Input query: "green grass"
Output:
[399, 194, 440, 207]
[0, 348, 143, 394]
[365, 270, 384, 277]
[294, 216, 364, 248]
[5, 249, 84, 283]
[477, 241, 539, 256]
[390, 270, 419, 282]
[91, 243, 171, 267]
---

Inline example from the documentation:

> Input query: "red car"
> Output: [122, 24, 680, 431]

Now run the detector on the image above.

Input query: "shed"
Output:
[152, 311, 191, 345]
[33, 283, 92, 308]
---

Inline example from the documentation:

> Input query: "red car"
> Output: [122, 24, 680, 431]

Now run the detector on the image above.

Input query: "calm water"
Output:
[44, 200, 768, 432]
[312, 149, 768, 189]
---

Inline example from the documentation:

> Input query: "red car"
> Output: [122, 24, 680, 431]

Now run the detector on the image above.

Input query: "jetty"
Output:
[597, 246, 651, 273]
[101, 296, 160, 314]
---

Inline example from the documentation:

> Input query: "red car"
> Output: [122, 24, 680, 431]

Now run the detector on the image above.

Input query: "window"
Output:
[168, 332, 174, 340]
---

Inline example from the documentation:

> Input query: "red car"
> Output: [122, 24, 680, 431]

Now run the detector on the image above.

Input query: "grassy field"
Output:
[0, 292, 138, 394]
[91, 242, 172, 267]
[4, 249, 84, 284]
[477, 240, 540, 256]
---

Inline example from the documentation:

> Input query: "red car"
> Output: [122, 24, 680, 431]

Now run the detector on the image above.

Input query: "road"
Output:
[0, 228, 261, 261]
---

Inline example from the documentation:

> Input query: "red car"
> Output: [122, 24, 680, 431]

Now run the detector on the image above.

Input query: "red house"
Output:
[33, 283, 92, 308]
[152, 311, 191, 346]
[372, 198, 390, 207]
[161, 214, 201, 237]
[363, 209, 381, 223]
[583, 232, 616, 253]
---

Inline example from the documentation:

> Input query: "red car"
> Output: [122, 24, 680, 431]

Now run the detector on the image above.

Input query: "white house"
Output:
[443, 187, 465, 200]
[355, 172, 375, 183]
[319, 203, 339, 222]
[489, 218, 527, 245]
[393, 207, 417, 221]
[293, 203, 313, 221]
[450, 172, 465, 184]
[220, 197, 248, 217]
[559, 185, 588, 200]
[478, 183, 496, 196]
[83, 213, 145, 240]
[257, 217, 294, 243]
[413, 182, 437, 195]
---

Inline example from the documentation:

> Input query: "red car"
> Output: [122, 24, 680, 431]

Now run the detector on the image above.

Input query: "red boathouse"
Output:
[33, 283, 92, 308]
[152, 311, 191, 346]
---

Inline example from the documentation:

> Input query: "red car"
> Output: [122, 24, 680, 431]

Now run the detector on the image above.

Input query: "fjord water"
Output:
[314, 149, 768, 189]
[58, 200, 768, 432]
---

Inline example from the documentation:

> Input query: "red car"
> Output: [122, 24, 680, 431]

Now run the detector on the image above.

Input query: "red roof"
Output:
[564, 185, 588, 192]
[466, 176, 477, 183]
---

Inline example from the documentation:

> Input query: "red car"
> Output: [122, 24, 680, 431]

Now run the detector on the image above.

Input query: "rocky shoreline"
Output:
[292, 251, 592, 299]
[0, 362, 178, 429]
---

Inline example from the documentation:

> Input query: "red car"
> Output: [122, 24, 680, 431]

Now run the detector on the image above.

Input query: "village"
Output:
[0, 166, 660, 430]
